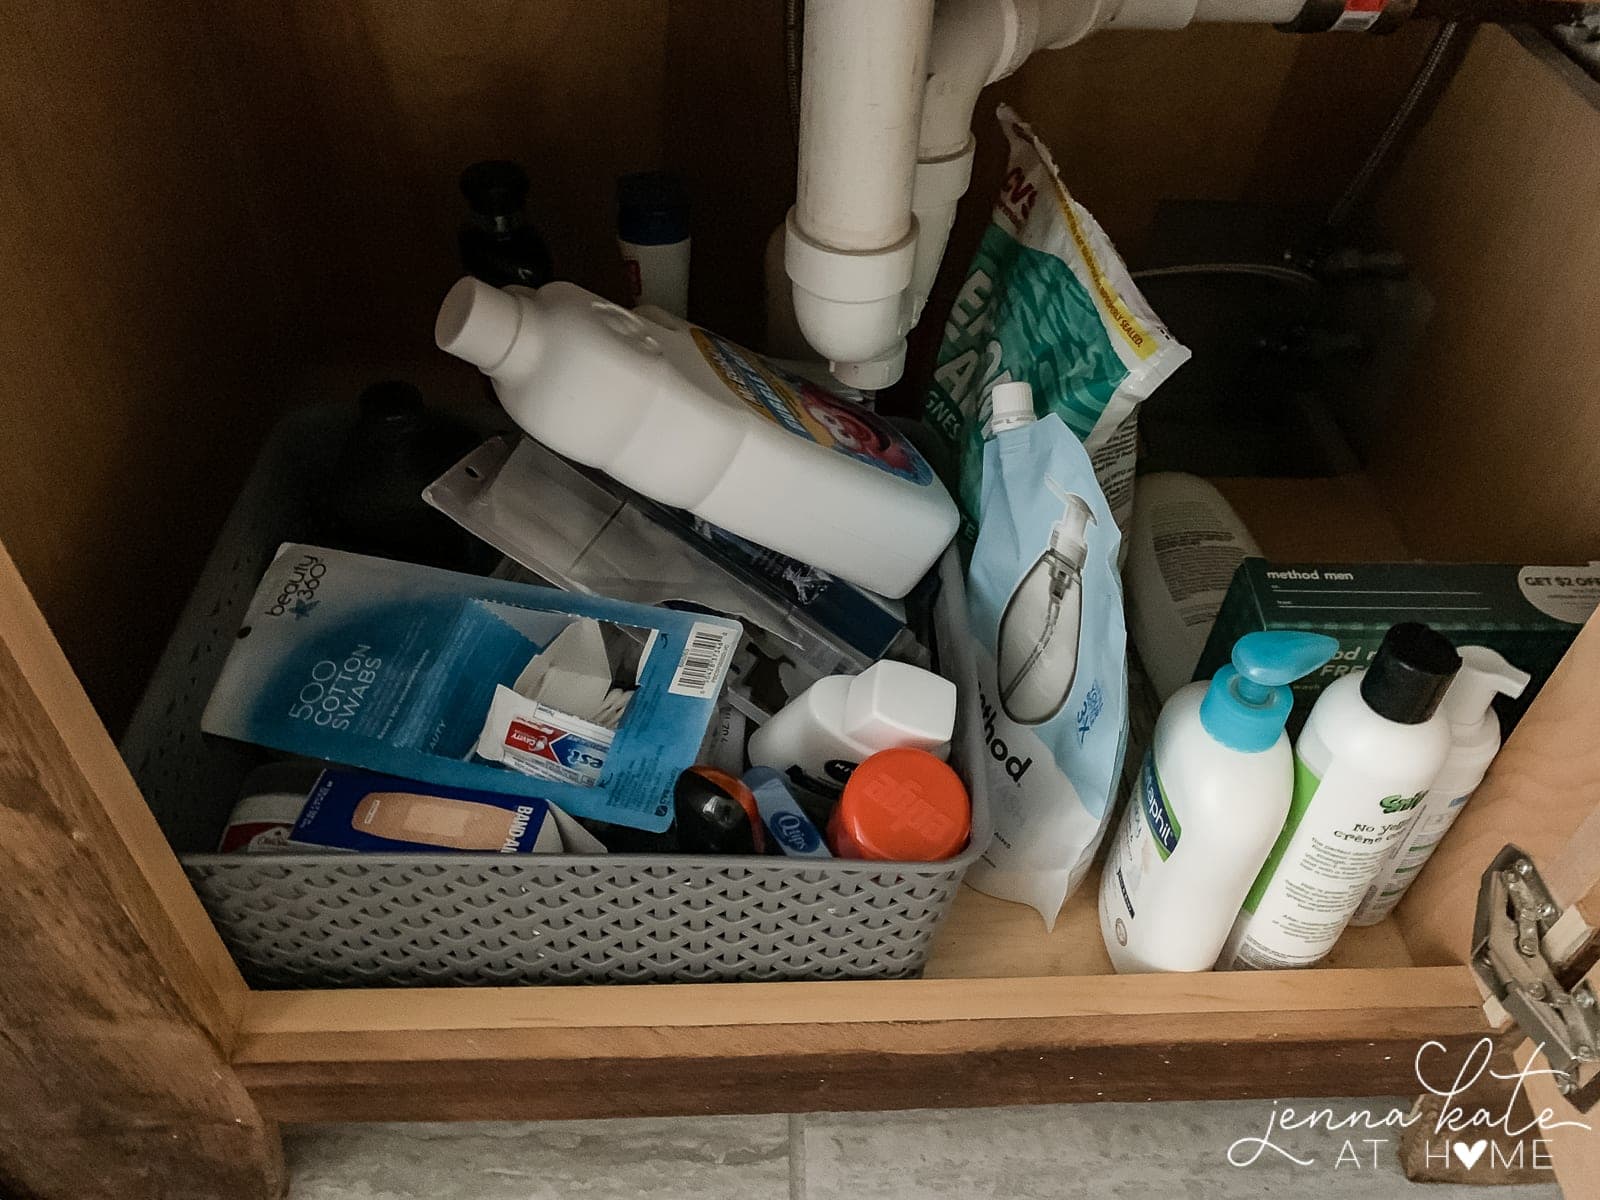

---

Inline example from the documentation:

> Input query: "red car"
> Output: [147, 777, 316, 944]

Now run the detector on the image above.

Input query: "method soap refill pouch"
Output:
[963, 388, 1129, 928]
[201, 545, 741, 831]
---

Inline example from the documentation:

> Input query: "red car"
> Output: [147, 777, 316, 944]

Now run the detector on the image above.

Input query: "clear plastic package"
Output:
[426, 437, 926, 705]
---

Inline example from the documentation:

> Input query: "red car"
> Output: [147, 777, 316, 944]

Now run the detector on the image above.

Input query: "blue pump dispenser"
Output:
[1197, 631, 1339, 752]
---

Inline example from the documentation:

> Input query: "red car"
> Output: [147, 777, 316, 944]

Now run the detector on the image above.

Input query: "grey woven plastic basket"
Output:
[121, 405, 991, 988]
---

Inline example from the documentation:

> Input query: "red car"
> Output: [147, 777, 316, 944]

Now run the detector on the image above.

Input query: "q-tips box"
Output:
[201, 544, 740, 831]
[1195, 560, 1600, 731]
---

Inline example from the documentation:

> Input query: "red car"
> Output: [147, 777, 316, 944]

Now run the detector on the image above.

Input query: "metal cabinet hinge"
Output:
[1473, 844, 1600, 1111]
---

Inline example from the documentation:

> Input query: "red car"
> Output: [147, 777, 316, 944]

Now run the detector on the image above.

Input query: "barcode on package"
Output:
[668, 621, 738, 699]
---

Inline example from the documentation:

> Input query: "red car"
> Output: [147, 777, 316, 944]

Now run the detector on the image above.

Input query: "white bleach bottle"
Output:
[1099, 630, 1338, 974]
[1221, 622, 1461, 970]
[435, 278, 959, 598]
[1350, 646, 1529, 926]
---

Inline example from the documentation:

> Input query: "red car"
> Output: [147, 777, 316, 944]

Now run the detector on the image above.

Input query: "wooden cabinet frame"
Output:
[5, 530, 1599, 1197]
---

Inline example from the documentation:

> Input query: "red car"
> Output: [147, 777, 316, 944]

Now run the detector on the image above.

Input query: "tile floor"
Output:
[285, 1100, 1564, 1198]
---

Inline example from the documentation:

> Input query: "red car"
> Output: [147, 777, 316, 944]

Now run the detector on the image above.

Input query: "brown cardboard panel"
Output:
[1376, 26, 1600, 564]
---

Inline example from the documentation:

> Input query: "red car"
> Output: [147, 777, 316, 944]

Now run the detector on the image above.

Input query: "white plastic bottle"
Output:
[1099, 630, 1337, 974]
[435, 278, 958, 598]
[1220, 622, 1461, 971]
[617, 171, 691, 319]
[1125, 473, 1261, 702]
[746, 659, 956, 798]
[1350, 646, 1529, 926]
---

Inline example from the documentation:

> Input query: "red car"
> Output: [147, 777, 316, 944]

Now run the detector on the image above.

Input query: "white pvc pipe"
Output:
[1037, 0, 1109, 48]
[907, 0, 1047, 328]
[795, 0, 935, 252]
[1194, 0, 1303, 21]
[787, 0, 1309, 379]
[919, 0, 1017, 162]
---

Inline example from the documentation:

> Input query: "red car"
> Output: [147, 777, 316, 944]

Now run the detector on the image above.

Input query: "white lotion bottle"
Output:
[1125, 472, 1261, 702]
[746, 659, 956, 797]
[1221, 622, 1461, 971]
[435, 278, 958, 597]
[990, 383, 1095, 726]
[1350, 645, 1529, 926]
[1099, 630, 1337, 974]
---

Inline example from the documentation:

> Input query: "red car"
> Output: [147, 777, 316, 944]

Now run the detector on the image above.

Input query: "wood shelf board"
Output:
[923, 874, 1417, 980]
[234, 978, 1488, 1122]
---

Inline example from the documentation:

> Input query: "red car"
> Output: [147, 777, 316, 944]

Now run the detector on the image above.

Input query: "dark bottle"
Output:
[458, 160, 554, 289]
[673, 767, 765, 855]
[320, 381, 492, 573]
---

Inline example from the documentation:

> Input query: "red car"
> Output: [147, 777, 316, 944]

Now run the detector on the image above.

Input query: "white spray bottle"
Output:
[996, 466, 1095, 726]
[1350, 645, 1529, 926]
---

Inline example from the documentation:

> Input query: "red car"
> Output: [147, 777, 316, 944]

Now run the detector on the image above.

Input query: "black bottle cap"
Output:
[1360, 622, 1461, 725]
[673, 767, 763, 855]
[617, 171, 689, 245]
[460, 160, 529, 217]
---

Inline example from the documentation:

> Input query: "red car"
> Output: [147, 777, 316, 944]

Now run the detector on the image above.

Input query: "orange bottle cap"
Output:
[829, 748, 970, 862]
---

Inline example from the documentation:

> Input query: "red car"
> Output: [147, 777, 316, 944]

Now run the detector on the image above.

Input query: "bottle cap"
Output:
[673, 766, 765, 855]
[1360, 622, 1462, 725]
[1199, 630, 1339, 752]
[986, 381, 1036, 435]
[436, 276, 523, 372]
[828, 748, 970, 861]
[617, 171, 690, 246]
[840, 661, 957, 753]
[460, 160, 530, 217]
[1440, 645, 1529, 729]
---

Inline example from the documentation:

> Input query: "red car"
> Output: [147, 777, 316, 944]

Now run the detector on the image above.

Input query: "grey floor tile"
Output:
[284, 1115, 790, 1200]
[800, 1100, 1565, 1199]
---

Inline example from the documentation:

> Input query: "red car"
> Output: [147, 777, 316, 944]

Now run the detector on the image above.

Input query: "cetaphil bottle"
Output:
[1099, 630, 1337, 974]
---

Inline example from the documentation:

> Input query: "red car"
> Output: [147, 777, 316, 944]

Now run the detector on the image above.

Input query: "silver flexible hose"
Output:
[1325, 19, 1464, 233]
[1131, 262, 1321, 293]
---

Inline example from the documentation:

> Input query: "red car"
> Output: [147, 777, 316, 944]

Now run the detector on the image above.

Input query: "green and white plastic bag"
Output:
[924, 105, 1190, 544]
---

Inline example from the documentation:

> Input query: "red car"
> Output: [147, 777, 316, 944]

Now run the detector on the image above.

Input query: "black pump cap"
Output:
[460, 160, 529, 216]
[1360, 622, 1461, 725]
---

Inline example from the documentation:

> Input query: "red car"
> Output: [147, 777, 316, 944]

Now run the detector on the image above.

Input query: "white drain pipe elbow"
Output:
[906, 0, 1044, 329]
[786, 0, 935, 387]
[787, 0, 1303, 386]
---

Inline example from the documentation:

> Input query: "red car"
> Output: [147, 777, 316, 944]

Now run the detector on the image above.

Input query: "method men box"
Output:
[1195, 560, 1600, 731]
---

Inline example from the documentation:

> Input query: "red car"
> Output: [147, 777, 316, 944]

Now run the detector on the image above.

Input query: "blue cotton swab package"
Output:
[201, 544, 741, 832]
